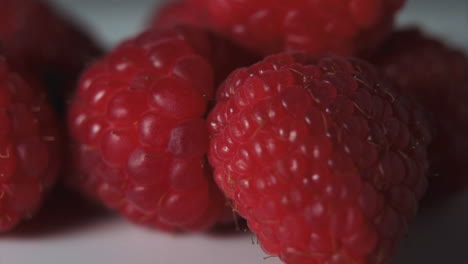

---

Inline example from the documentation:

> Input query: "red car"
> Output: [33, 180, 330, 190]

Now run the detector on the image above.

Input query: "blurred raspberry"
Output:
[150, 0, 258, 83]
[67, 25, 253, 231]
[0, 0, 102, 112]
[159, 0, 405, 57]
[0, 56, 62, 232]
[151, 0, 209, 29]
[372, 28, 468, 200]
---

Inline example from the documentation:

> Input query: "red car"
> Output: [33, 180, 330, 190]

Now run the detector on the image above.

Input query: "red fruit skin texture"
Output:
[68, 26, 252, 231]
[150, 0, 259, 84]
[0, 0, 102, 111]
[0, 56, 62, 232]
[372, 28, 468, 200]
[208, 53, 431, 264]
[183, 0, 405, 57]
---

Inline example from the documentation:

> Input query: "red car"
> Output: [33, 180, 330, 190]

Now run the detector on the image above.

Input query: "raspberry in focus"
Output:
[0, 56, 62, 232]
[208, 53, 431, 263]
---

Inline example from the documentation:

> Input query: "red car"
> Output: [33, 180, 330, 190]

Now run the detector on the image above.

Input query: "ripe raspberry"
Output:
[208, 53, 431, 264]
[0, 0, 102, 111]
[67, 26, 253, 231]
[150, 1, 258, 82]
[372, 28, 468, 200]
[173, 0, 405, 56]
[0, 56, 62, 232]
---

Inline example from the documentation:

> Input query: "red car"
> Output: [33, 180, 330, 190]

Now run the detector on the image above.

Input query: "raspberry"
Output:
[170, 0, 405, 56]
[0, 0, 102, 111]
[372, 28, 468, 200]
[150, 1, 258, 83]
[151, 0, 209, 30]
[208, 53, 431, 263]
[67, 26, 252, 231]
[0, 56, 62, 232]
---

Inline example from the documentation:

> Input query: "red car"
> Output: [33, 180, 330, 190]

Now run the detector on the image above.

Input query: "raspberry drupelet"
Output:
[169, 0, 406, 57]
[372, 28, 468, 200]
[208, 53, 431, 264]
[67, 26, 253, 231]
[0, 56, 62, 232]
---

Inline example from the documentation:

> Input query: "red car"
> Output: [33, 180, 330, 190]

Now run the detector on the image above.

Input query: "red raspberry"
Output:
[372, 28, 468, 200]
[0, 56, 62, 232]
[0, 0, 102, 110]
[208, 53, 431, 264]
[150, 1, 258, 82]
[173, 0, 405, 56]
[67, 26, 253, 231]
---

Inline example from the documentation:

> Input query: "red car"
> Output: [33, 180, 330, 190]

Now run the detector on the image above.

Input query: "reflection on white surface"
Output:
[0, 0, 466, 263]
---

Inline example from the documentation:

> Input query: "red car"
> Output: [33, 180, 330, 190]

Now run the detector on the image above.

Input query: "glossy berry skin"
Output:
[68, 26, 252, 231]
[184, 0, 405, 56]
[0, 0, 102, 111]
[0, 57, 62, 232]
[208, 53, 431, 264]
[372, 28, 468, 200]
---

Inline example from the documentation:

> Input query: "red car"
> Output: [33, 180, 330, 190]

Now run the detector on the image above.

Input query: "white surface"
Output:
[1, 1, 467, 264]
[1, 192, 468, 264]
[1, 218, 281, 264]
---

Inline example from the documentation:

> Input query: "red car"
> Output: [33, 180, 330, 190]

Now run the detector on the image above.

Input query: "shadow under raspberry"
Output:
[6, 185, 112, 238]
